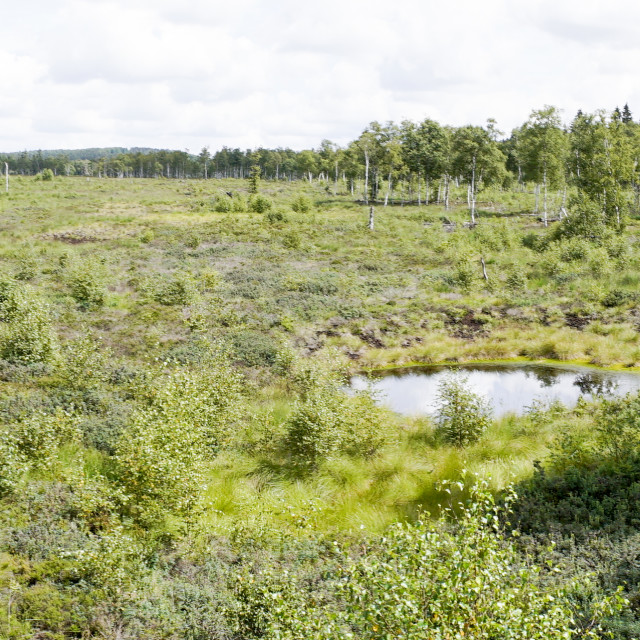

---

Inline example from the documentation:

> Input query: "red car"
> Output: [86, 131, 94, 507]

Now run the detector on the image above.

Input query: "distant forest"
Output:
[2, 104, 639, 211]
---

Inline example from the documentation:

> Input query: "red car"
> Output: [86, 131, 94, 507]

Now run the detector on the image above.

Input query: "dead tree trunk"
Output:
[480, 256, 488, 281]
[368, 206, 375, 230]
[4, 163, 8, 193]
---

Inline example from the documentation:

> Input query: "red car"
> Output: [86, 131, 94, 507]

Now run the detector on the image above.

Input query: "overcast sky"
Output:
[2, 0, 640, 152]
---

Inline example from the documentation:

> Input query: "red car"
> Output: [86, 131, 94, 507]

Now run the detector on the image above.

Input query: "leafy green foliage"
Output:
[284, 363, 392, 466]
[0, 281, 58, 364]
[337, 481, 606, 640]
[149, 271, 199, 306]
[435, 374, 492, 446]
[115, 356, 243, 522]
[290, 194, 312, 213]
[66, 258, 108, 308]
[248, 194, 274, 213]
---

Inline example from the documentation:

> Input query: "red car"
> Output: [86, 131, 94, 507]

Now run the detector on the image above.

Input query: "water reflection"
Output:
[350, 364, 640, 417]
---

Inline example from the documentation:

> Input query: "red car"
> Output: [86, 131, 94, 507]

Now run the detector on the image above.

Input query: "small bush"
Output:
[116, 359, 243, 522]
[290, 195, 312, 214]
[505, 268, 527, 291]
[0, 283, 58, 364]
[184, 232, 201, 249]
[41, 168, 54, 181]
[266, 208, 288, 224]
[435, 374, 492, 446]
[452, 261, 476, 291]
[152, 272, 199, 306]
[214, 197, 233, 213]
[139, 228, 155, 243]
[67, 259, 107, 308]
[231, 330, 280, 367]
[601, 288, 633, 308]
[284, 364, 391, 466]
[249, 194, 274, 214]
[282, 230, 301, 249]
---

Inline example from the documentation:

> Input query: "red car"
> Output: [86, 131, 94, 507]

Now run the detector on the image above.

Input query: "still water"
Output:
[350, 363, 640, 417]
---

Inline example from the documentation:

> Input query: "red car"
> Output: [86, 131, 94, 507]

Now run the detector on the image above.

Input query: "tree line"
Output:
[4, 104, 640, 223]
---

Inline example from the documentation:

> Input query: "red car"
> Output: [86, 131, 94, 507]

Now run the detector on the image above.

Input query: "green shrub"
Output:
[116, 359, 243, 522]
[12, 409, 81, 470]
[601, 288, 633, 308]
[231, 194, 248, 212]
[266, 208, 288, 224]
[14, 249, 38, 281]
[282, 230, 301, 249]
[67, 259, 108, 308]
[41, 168, 54, 181]
[336, 481, 620, 640]
[290, 195, 312, 214]
[505, 267, 527, 291]
[214, 196, 233, 213]
[231, 330, 280, 367]
[249, 194, 274, 214]
[0, 283, 58, 364]
[284, 365, 391, 466]
[185, 232, 201, 249]
[452, 261, 476, 291]
[0, 429, 26, 495]
[152, 271, 199, 306]
[435, 374, 491, 447]
[139, 228, 155, 243]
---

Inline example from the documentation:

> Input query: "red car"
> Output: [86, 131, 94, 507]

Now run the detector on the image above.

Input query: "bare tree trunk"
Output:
[384, 171, 392, 206]
[426, 177, 430, 206]
[4, 163, 8, 193]
[444, 174, 450, 211]
[368, 206, 375, 230]
[364, 150, 369, 204]
[417, 175, 421, 206]
[543, 168, 548, 228]
[437, 180, 442, 204]
[334, 161, 338, 196]
[480, 256, 489, 281]
[534, 184, 539, 214]
[470, 157, 476, 224]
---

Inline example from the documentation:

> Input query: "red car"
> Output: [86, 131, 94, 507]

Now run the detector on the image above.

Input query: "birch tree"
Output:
[518, 106, 568, 226]
[570, 110, 635, 231]
[452, 125, 506, 224]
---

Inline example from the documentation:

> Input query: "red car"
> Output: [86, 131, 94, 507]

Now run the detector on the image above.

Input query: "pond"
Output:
[350, 363, 640, 417]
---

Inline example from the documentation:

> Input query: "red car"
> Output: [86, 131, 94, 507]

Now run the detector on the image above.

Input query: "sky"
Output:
[2, 0, 640, 153]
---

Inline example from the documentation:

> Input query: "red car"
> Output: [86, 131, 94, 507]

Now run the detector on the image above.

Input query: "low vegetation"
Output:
[1, 161, 640, 637]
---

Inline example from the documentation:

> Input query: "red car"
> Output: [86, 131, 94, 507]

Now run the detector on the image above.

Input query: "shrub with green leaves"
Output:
[335, 481, 621, 640]
[452, 260, 476, 291]
[12, 409, 81, 470]
[290, 195, 312, 214]
[435, 374, 491, 446]
[284, 364, 391, 466]
[249, 194, 274, 214]
[151, 271, 199, 306]
[505, 267, 527, 291]
[116, 358, 243, 522]
[229, 482, 622, 640]
[66, 258, 108, 308]
[0, 282, 58, 364]
[214, 196, 233, 212]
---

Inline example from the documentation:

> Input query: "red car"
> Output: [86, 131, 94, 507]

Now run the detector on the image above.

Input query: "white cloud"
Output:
[2, 0, 640, 152]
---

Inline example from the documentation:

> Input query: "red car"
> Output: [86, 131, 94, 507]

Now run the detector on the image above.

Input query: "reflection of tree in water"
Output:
[573, 373, 617, 396]
[528, 367, 561, 388]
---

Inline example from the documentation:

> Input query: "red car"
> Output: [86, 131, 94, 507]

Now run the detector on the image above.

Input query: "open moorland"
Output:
[1, 168, 640, 638]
